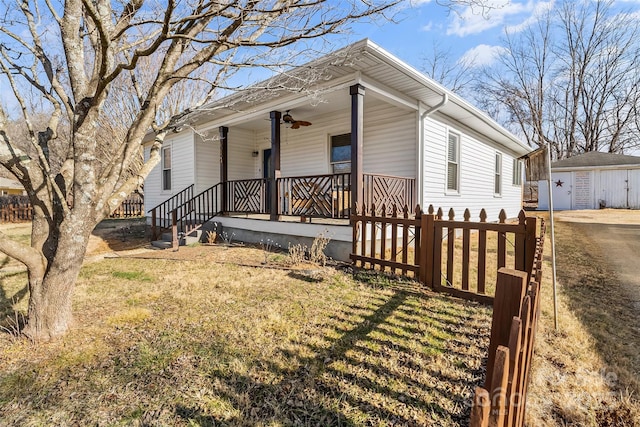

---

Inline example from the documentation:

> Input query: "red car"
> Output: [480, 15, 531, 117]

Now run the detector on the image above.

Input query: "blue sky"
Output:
[345, 0, 640, 74]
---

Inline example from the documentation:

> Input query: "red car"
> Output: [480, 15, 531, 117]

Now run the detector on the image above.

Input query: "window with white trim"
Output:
[330, 133, 351, 174]
[162, 146, 172, 191]
[494, 153, 502, 195]
[512, 158, 523, 185]
[446, 132, 460, 192]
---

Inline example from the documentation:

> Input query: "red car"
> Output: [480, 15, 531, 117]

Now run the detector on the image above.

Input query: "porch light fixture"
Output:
[252, 151, 259, 157]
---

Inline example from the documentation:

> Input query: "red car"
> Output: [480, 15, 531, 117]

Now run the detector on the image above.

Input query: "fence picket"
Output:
[446, 208, 455, 287]
[380, 204, 387, 270]
[478, 209, 488, 294]
[489, 346, 510, 427]
[390, 205, 398, 272]
[402, 205, 409, 275]
[462, 208, 471, 291]
[370, 203, 377, 269]
[471, 387, 490, 427]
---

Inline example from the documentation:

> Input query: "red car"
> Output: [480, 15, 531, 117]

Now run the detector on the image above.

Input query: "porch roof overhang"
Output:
[156, 39, 531, 156]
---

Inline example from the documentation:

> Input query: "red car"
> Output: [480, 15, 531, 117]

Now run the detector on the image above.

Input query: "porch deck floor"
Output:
[226, 213, 349, 226]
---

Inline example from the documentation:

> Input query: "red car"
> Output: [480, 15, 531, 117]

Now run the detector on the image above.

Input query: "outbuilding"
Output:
[538, 152, 640, 210]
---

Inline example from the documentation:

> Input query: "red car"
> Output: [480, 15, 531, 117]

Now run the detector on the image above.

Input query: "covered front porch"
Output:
[149, 81, 419, 247]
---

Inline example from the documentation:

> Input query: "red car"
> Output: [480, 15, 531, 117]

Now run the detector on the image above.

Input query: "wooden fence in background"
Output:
[350, 204, 539, 304]
[0, 202, 32, 222]
[109, 195, 144, 218]
[0, 195, 144, 223]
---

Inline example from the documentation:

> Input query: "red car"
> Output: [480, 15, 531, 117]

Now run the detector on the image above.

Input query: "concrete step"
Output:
[153, 229, 203, 249]
[161, 229, 202, 242]
[151, 240, 172, 249]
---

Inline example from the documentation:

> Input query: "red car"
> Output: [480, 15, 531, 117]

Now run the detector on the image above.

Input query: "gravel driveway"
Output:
[553, 209, 640, 310]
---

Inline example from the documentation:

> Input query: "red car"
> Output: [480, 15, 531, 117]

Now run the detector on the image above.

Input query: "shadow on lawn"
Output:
[177, 277, 489, 426]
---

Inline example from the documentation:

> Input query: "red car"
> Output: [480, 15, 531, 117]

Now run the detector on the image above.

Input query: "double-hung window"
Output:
[330, 133, 351, 174]
[446, 132, 460, 192]
[512, 158, 523, 186]
[162, 146, 172, 191]
[495, 153, 502, 195]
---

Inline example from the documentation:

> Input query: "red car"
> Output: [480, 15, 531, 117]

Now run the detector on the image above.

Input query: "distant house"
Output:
[0, 177, 25, 196]
[144, 39, 531, 258]
[538, 151, 640, 210]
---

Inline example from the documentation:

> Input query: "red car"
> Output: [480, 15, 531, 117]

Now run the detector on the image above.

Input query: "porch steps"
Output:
[151, 229, 203, 249]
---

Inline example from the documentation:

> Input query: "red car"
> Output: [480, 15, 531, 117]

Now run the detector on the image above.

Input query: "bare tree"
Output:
[0, 0, 404, 340]
[420, 42, 477, 94]
[477, 0, 640, 159]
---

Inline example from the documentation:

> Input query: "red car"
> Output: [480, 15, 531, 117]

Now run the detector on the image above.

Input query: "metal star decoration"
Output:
[555, 180, 564, 187]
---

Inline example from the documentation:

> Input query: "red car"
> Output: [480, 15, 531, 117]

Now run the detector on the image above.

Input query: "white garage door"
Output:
[598, 169, 639, 209]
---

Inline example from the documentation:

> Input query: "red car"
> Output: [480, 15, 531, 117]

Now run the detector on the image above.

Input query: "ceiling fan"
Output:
[282, 110, 312, 129]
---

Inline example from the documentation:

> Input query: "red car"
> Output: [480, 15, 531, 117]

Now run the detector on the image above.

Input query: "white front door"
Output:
[551, 172, 573, 210]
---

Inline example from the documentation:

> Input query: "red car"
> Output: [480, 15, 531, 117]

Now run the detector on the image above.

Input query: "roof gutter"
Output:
[421, 93, 449, 119]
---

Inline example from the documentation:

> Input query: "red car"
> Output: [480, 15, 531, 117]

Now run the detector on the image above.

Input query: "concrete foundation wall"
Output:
[203, 217, 352, 261]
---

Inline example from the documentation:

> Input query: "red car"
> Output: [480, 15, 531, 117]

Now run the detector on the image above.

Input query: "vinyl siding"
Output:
[253, 102, 416, 179]
[422, 117, 523, 220]
[228, 128, 257, 180]
[363, 102, 417, 178]
[144, 130, 195, 211]
[194, 131, 219, 194]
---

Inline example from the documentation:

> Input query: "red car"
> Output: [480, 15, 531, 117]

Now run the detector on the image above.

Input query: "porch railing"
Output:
[363, 173, 415, 215]
[226, 178, 268, 214]
[277, 172, 351, 218]
[168, 183, 223, 247]
[149, 172, 416, 245]
[148, 184, 194, 240]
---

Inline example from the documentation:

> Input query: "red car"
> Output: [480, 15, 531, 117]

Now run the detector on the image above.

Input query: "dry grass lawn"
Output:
[0, 230, 492, 426]
[1, 213, 639, 426]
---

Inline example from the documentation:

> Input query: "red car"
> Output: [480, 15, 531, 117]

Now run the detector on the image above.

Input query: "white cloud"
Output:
[446, 0, 555, 37]
[421, 21, 433, 32]
[505, 1, 555, 33]
[459, 44, 507, 67]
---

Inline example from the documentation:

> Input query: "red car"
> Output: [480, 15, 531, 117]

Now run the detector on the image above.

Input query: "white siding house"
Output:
[144, 40, 531, 258]
[538, 152, 640, 210]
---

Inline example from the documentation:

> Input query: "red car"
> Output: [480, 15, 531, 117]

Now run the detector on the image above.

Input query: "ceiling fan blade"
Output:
[297, 120, 312, 127]
[291, 122, 301, 129]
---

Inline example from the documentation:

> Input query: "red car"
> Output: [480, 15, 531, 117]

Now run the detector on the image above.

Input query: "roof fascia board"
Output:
[552, 164, 640, 172]
[359, 73, 419, 111]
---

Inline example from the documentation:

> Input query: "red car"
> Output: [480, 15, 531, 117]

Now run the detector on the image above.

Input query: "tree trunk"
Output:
[22, 219, 92, 341]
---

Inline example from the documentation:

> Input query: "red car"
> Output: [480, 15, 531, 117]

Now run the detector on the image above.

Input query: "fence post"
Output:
[413, 205, 421, 270]
[524, 216, 537, 277]
[151, 210, 158, 241]
[420, 205, 435, 286]
[497, 209, 507, 269]
[514, 211, 527, 271]
[485, 268, 527, 391]
[432, 207, 443, 287]
[171, 210, 178, 250]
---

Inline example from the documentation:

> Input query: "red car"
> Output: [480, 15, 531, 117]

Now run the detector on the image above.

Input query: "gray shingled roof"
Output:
[552, 151, 640, 168]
